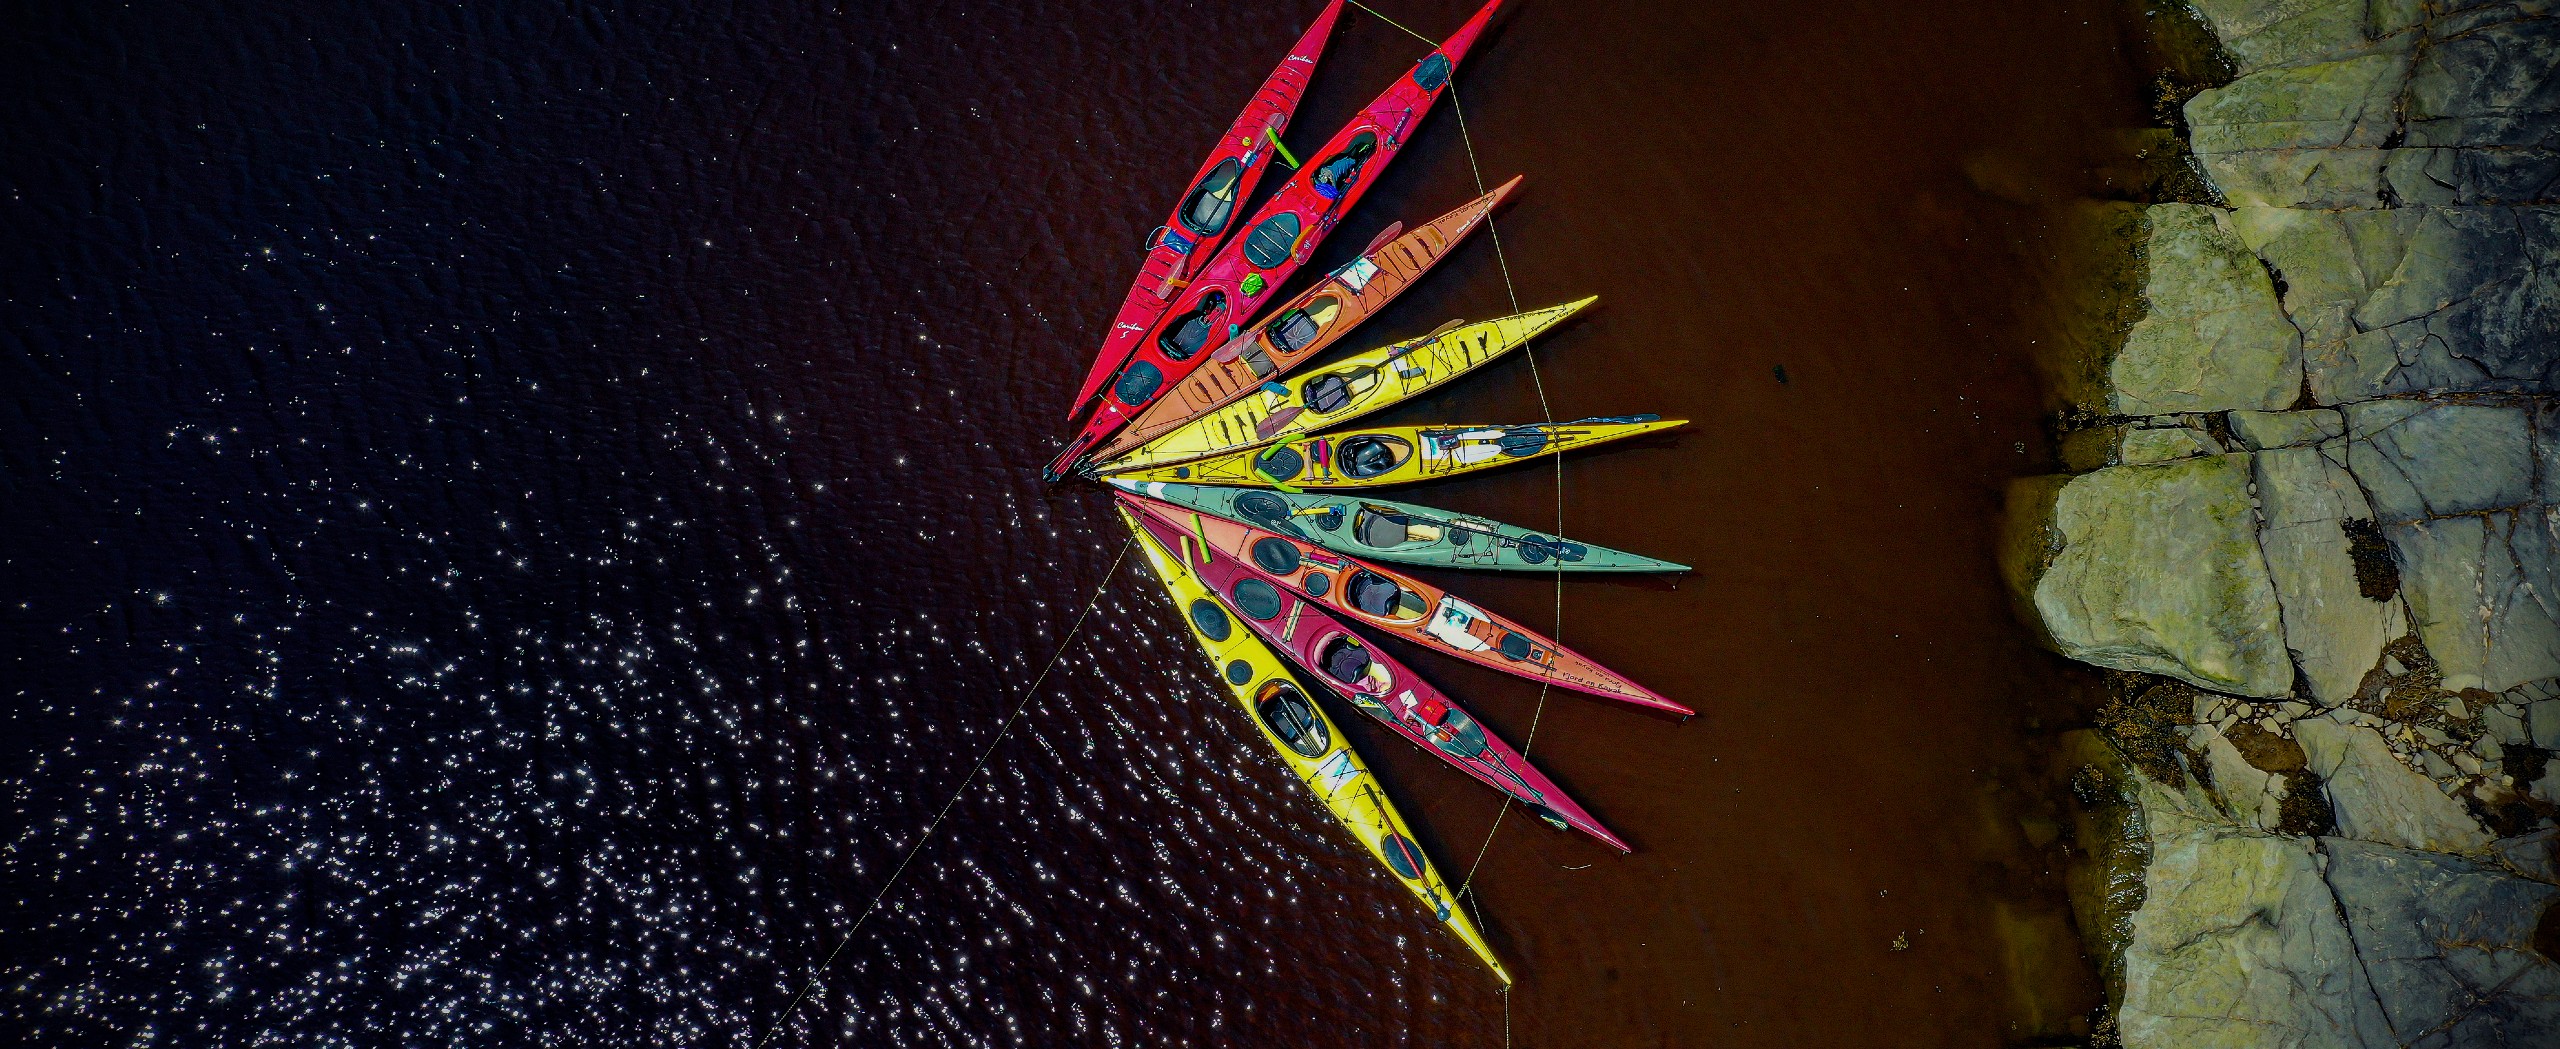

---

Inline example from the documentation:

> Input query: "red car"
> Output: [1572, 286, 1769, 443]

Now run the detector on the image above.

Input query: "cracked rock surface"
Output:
[2005, 1, 2560, 1044]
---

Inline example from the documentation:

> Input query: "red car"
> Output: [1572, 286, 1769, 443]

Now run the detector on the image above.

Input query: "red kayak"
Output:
[1125, 492, 1688, 715]
[1050, 0, 1503, 478]
[1124, 497, 1629, 851]
[1063, 1, 1346, 422]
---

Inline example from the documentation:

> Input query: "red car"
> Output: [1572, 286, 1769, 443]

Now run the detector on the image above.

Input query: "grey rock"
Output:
[2403, 9, 2560, 152]
[2229, 408, 2347, 449]
[2535, 699, 2560, 750]
[2122, 426, 2222, 464]
[2005, 455, 2296, 697]
[2322, 836, 2560, 1045]
[2188, 0, 2423, 73]
[2117, 798, 2397, 1049]
[2233, 206, 2560, 402]
[2540, 400, 2560, 503]
[2189, 46, 2417, 208]
[2191, 723, 2289, 830]
[2110, 206, 2307, 416]
[2387, 513, 2560, 693]
[2254, 444, 2411, 702]
[2486, 703, 2532, 745]
[2294, 718, 2494, 853]
[2343, 400, 2537, 520]
[2494, 828, 2559, 883]
[2385, 145, 2560, 207]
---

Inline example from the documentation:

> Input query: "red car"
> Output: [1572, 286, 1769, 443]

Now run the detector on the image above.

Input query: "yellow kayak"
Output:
[1107, 414, 1685, 489]
[1119, 506, 1511, 984]
[1092, 298, 1594, 475]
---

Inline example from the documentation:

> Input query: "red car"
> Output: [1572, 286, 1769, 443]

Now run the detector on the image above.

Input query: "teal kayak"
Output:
[1106, 478, 1689, 573]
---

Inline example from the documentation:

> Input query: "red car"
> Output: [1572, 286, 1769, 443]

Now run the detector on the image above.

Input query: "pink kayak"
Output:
[1051, 0, 1503, 478]
[1063, 1, 1347, 423]
[1125, 495, 1628, 851]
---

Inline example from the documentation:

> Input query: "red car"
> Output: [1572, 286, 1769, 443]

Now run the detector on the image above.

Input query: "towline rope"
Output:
[749, 538, 1134, 1049]
[1352, 6, 1554, 1035]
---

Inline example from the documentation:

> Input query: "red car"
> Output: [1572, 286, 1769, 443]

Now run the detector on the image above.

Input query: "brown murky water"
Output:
[8, 0, 2154, 1044]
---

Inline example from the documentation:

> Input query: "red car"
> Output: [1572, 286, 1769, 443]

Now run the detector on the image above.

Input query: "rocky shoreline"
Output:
[2001, 1, 2559, 1044]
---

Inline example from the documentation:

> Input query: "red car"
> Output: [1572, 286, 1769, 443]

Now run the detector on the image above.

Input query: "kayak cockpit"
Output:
[1300, 365, 1379, 415]
[1179, 157, 1244, 238]
[1337, 434, 1412, 479]
[1316, 634, 1391, 695]
[1345, 569, 1426, 622]
[1243, 211, 1302, 268]
[1158, 289, 1227, 361]
[1311, 131, 1378, 201]
[1254, 680, 1330, 759]
[1268, 295, 1342, 354]
[1354, 508, 1443, 549]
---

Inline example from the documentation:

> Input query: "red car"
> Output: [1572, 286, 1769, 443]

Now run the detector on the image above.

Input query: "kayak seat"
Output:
[1319, 636, 1372, 683]
[1158, 289, 1227, 361]
[1303, 373, 1353, 414]
[1269, 296, 1341, 354]
[1346, 570, 1403, 617]
[1356, 510, 1410, 549]
[1254, 445, 1306, 482]
[1180, 158, 1243, 237]
[1254, 681, 1330, 759]
[1311, 132, 1379, 201]
[1337, 435, 1411, 479]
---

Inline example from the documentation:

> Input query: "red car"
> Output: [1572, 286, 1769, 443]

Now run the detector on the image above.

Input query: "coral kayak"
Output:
[1095, 298, 1592, 476]
[1109, 478, 1691, 573]
[1050, 0, 1504, 476]
[1089, 177, 1520, 461]
[1062, 1, 1346, 422]
[1125, 492, 1688, 714]
[1125, 501, 1627, 851]
[1118, 506, 1512, 983]
[1108, 415, 1686, 489]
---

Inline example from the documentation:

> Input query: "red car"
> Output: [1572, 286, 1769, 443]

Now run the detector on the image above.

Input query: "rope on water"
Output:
[1350, 15, 1559, 1045]
[749, 538, 1135, 1049]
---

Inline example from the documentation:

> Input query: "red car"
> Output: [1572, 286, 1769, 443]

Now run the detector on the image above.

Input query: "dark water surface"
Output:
[4, 1, 2154, 1044]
